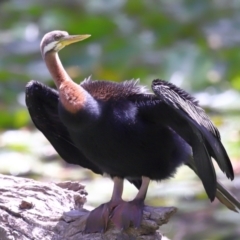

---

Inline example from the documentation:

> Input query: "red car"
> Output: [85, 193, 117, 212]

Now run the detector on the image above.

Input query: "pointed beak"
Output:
[60, 34, 91, 47]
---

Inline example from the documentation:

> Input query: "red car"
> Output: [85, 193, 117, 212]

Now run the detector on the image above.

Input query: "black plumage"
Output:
[26, 30, 240, 233]
[27, 79, 190, 181]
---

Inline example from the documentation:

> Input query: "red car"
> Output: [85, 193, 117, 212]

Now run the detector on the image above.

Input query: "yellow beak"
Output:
[60, 34, 91, 47]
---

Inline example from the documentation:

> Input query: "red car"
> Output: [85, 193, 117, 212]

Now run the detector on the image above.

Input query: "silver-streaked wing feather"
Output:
[152, 80, 220, 139]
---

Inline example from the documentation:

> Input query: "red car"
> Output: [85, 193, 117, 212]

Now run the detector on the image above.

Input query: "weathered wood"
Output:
[0, 174, 176, 240]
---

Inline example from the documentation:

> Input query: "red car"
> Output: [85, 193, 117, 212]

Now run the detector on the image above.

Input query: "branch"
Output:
[0, 174, 176, 240]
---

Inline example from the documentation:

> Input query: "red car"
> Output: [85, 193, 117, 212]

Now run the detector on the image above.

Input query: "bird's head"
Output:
[40, 30, 91, 57]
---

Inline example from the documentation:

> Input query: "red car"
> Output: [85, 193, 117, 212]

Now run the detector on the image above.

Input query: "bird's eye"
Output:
[54, 34, 62, 41]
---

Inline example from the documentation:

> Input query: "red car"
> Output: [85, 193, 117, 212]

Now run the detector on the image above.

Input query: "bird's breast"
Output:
[62, 100, 190, 179]
[59, 81, 87, 114]
[66, 101, 143, 162]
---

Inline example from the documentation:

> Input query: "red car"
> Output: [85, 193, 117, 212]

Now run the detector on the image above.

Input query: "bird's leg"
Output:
[110, 176, 150, 229]
[84, 177, 123, 233]
[111, 176, 124, 202]
[84, 176, 150, 233]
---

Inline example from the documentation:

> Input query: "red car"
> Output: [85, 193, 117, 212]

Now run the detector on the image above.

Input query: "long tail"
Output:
[216, 181, 240, 213]
[186, 158, 240, 213]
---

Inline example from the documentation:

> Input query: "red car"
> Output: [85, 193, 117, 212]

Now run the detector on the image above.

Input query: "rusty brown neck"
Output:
[44, 51, 90, 114]
[44, 52, 72, 89]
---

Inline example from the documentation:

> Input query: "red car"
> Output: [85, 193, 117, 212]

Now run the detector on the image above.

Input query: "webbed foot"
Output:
[84, 200, 118, 233]
[111, 199, 144, 229]
[84, 198, 144, 233]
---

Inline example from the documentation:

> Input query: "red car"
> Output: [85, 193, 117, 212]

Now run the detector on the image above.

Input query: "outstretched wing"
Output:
[152, 80, 220, 138]
[25, 80, 102, 175]
[138, 79, 233, 201]
[151, 79, 233, 179]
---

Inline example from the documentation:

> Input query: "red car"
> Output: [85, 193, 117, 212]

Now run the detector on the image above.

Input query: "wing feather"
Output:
[152, 80, 220, 138]
[146, 79, 235, 200]
[25, 80, 102, 175]
[152, 79, 233, 179]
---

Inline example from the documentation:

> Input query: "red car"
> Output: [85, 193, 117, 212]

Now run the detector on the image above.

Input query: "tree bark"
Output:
[0, 174, 176, 240]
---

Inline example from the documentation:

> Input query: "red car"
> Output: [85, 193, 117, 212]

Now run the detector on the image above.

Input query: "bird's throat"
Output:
[45, 52, 87, 113]
[59, 81, 87, 113]
[45, 52, 72, 88]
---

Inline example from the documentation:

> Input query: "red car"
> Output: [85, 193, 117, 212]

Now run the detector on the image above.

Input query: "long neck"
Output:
[44, 52, 72, 89]
[44, 52, 99, 117]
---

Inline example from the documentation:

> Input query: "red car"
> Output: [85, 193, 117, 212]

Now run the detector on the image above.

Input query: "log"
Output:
[0, 174, 176, 240]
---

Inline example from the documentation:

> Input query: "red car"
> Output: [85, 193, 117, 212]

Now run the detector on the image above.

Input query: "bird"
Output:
[25, 30, 240, 233]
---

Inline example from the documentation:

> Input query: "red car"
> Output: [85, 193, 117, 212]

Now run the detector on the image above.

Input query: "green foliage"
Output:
[0, 108, 28, 129]
[1, 0, 240, 129]
[0, 1, 240, 238]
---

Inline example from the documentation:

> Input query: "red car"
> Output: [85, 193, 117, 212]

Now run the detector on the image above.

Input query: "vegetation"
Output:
[0, 1, 239, 239]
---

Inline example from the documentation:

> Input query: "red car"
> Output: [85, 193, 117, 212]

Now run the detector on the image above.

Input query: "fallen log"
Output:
[0, 174, 176, 240]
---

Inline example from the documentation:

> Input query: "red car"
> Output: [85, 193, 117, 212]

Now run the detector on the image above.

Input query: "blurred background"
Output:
[0, 0, 240, 239]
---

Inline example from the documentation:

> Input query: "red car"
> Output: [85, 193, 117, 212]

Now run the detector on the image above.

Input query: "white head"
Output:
[40, 30, 91, 57]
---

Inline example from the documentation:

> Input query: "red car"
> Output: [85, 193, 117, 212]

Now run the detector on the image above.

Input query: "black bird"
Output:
[26, 30, 240, 233]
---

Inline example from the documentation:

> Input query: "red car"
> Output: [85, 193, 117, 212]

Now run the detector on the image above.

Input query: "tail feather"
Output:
[186, 158, 240, 213]
[216, 182, 240, 213]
